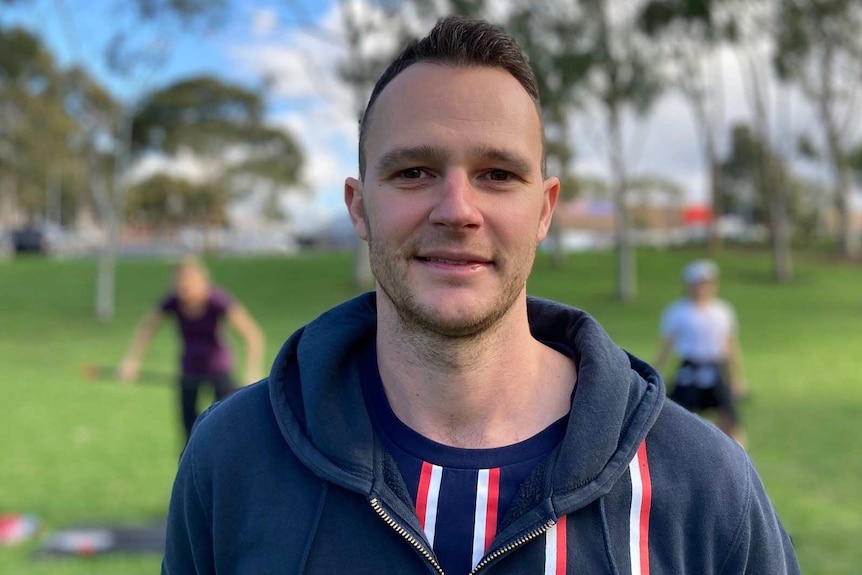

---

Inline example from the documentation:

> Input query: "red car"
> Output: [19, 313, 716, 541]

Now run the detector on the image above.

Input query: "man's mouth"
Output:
[418, 256, 483, 265]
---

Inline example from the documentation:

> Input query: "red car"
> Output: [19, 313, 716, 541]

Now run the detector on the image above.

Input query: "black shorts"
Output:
[669, 360, 739, 424]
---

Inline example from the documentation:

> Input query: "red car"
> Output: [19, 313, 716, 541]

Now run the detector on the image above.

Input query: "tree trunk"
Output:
[687, 76, 724, 254]
[92, 171, 117, 320]
[740, 49, 793, 283]
[822, 106, 860, 258]
[340, 0, 375, 290]
[354, 241, 375, 291]
[548, 218, 565, 268]
[835, 162, 859, 258]
[763, 152, 793, 283]
[813, 40, 860, 258]
[0, 173, 20, 229]
[707, 146, 724, 253]
[95, 217, 117, 321]
[546, 146, 567, 269]
[88, 146, 117, 321]
[609, 102, 636, 302]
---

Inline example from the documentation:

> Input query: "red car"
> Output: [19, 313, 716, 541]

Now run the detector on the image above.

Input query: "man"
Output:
[654, 259, 747, 446]
[163, 17, 798, 574]
[118, 256, 265, 445]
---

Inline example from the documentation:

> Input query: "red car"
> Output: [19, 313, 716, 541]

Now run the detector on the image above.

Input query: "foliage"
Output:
[773, 0, 862, 256]
[719, 123, 825, 241]
[129, 76, 303, 227]
[125, 173, 226, 228]
[637, 0, 733, 250]
[132, 76, 264, 156]
[0, 27, 82, 220]
[576, 0, 664, 301]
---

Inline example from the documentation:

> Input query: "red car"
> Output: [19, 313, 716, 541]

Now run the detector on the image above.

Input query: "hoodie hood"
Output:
[268, 292, 664, 515]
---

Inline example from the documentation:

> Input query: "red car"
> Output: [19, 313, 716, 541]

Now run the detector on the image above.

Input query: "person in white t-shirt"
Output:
[654, 260, 747, 445]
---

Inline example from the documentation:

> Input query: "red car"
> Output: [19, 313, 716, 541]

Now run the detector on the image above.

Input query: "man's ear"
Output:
[345, 177, 368, 241]
[536, 175, 560, 243]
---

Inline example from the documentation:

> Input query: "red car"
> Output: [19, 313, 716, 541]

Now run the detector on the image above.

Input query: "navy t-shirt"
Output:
[359, 340, 570, 575]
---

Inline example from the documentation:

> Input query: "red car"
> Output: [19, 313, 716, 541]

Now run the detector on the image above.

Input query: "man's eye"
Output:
[486, 169, 513, 182]
[399, 168, 425, 179]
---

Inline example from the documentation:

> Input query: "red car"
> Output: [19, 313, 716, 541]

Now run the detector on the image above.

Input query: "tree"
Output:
[507, 4, 593, 268]
[0, 27, 82, 225]
[577, 0, 662, 301]
[333, 0, 422, 290]
[726, 0, 794, 282]
[719, 124, 768, 225]
[125, 173, 228, 231]
[8, 0, 231, 319]
[130, 75, 304, 243]
[774, 0, 862, 258]
[720, 122, 824, 243]
[639, 0, 731, 252]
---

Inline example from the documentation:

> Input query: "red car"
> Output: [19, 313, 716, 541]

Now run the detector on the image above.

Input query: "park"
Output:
[0, 249, 859, 574]
[3, 0, 862, 573]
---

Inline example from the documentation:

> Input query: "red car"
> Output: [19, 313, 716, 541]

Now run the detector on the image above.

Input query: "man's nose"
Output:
[428, 170, 483, 230]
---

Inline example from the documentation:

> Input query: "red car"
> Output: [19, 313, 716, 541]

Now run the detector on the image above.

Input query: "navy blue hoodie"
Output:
[163, 294, 799, 574]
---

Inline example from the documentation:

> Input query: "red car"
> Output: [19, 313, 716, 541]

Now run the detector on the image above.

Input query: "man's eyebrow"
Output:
[375, 145, 448, 176]
[472, 146, 534, 175]
[373, 144, 536, 177]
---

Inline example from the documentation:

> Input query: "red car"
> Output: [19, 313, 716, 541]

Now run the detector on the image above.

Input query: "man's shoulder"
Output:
[636, 401, 795, 573]
[181, 377, 323, 489]
[187, 380, 279, 460]
[647, 400, 752, 506]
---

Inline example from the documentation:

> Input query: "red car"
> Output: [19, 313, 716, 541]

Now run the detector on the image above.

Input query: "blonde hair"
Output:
[174, 255, 210, 281]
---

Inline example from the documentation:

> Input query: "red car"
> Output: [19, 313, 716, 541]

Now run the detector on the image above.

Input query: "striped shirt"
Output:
[359, 340, 568, 575]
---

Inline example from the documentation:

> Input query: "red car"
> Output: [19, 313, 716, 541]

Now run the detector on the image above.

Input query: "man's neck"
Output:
[375, 296, 576, 449]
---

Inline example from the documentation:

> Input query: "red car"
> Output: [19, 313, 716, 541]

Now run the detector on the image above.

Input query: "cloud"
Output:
[568, 40, 847, 205]
[224, 0, 861, 218]
[224, 2, 409, 219]
[251, 7, 279, 39]
[125, 149, 219, 185]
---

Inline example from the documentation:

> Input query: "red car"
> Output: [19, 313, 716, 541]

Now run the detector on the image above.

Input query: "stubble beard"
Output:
[366, 220, 536, 341]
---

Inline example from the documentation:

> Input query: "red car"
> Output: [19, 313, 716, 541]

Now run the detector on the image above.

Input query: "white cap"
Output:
[682, 259, 719, 284]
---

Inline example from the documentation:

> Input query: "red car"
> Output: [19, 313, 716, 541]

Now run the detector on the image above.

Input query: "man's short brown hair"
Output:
[357, 16, 542, 180]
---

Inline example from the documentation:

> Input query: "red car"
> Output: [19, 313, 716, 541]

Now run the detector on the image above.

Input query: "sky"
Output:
[2, 0, 858, 230]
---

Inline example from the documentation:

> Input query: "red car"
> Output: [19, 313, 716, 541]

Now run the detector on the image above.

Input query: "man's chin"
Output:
[402, 299, 504, 339]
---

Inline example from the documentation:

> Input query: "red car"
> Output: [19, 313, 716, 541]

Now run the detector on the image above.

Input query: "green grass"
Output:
[1, 250, 859, 574]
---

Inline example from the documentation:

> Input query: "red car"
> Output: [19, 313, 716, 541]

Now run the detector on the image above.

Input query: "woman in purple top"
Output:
[118, 257, 265, 443]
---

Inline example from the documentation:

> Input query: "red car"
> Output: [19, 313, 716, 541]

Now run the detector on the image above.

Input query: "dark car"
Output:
[11, 226, 49, 254]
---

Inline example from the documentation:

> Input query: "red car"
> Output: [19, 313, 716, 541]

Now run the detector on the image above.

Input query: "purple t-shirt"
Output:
[160, 287, 234, 376]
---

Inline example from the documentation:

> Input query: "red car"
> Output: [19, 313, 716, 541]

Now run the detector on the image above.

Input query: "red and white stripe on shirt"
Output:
[628, 440, 652, 575]
[415, 464, 504, 570]
[543, 440, 652, 575]
[416, 462, 443, 546]
[471, 467, 501, 568]
[544, 514, 567, 575]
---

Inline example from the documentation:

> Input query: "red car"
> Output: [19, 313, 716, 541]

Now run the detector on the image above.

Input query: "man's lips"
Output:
[416, 253, 493, 266]
[417, 256, 491, 266]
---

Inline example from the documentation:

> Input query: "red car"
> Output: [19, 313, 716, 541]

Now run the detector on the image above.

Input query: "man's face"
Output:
[345, 63, 558, 337]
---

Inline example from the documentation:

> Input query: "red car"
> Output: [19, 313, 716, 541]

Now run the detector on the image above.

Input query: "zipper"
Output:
[369, 497, 445, 575]
[469, 519, 556, 575]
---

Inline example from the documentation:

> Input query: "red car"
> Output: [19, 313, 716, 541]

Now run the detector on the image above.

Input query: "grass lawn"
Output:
[0, 249, 859, 574]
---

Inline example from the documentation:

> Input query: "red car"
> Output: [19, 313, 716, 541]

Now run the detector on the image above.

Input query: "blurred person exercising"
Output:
[654, 260, 747, 445]
[118, 256, 265, 444]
